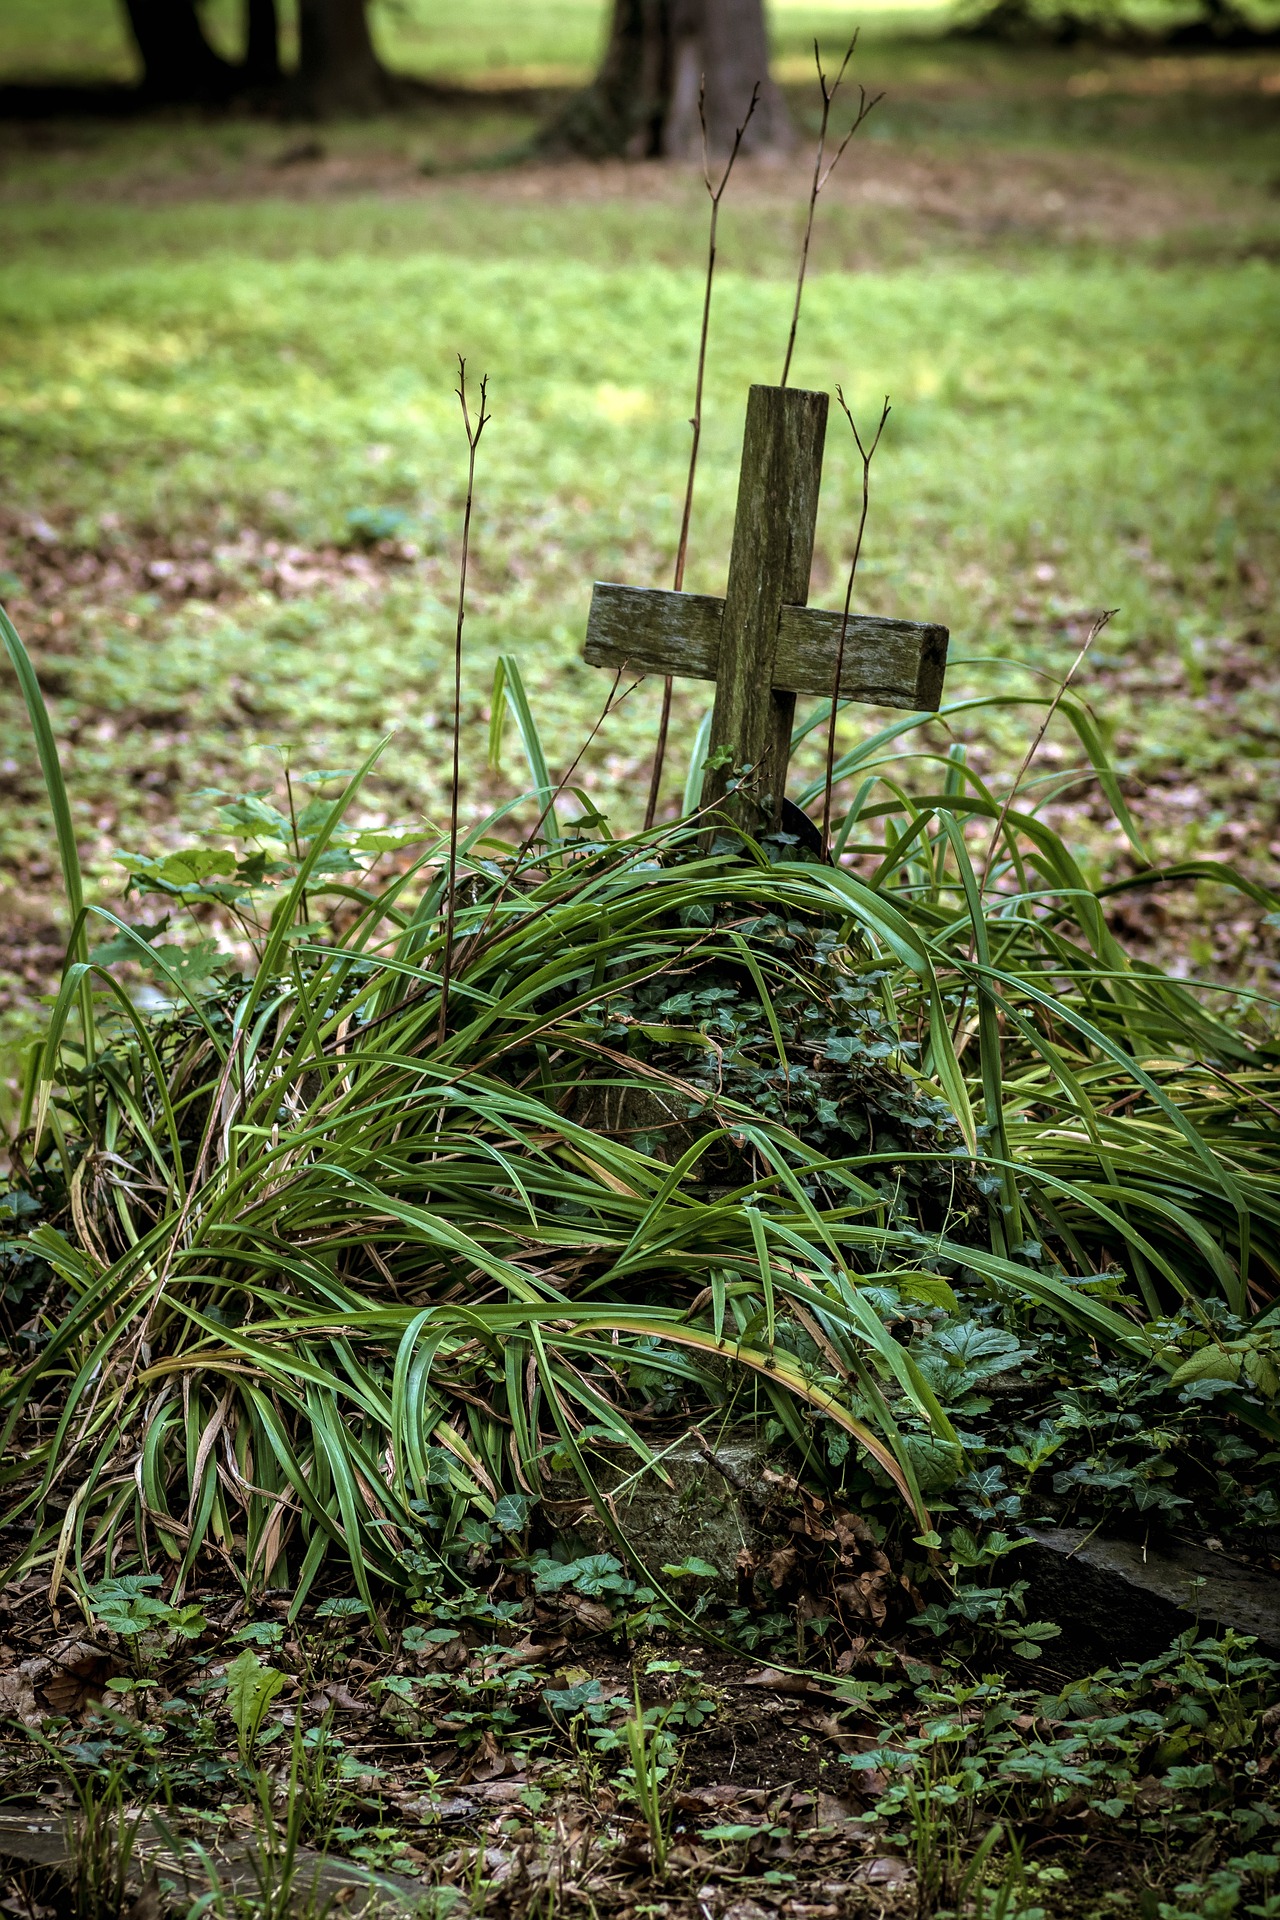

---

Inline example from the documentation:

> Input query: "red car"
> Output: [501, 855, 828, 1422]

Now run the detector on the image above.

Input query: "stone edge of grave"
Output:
[1013, 1527, 1280, 1673]
[0, 1809, 428, 1915]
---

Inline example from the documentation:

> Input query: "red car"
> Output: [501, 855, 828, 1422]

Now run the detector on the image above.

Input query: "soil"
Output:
[0, 129, 1264, 259]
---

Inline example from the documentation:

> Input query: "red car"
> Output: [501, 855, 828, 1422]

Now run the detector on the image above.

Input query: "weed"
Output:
[82, 1573, 207, 1674]
[61, 1764, 142, 1920]
[844, 1632, 1280, 1861]
[621, 1674, 673, 1875]
[223, 1647, 286, 1766]
[187, 1730, 336, 1920]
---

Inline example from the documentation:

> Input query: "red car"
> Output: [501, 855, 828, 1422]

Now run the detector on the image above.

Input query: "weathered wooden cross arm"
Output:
[585, 585, 947, 712]
[582, 383, 949, 834]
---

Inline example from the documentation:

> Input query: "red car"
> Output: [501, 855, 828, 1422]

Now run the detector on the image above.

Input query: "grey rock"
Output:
[1013, 1528, 1280, 1671]
[547, 1438, 782, 1591]
[0, 1811, 426, 1914]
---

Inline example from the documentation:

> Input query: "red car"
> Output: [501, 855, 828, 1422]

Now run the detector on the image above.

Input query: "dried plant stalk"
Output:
[780, 36, 881, 389]
[821, 387, 890, 847]
[439, 357, 490, 1043]
[644, 79, 760, 831]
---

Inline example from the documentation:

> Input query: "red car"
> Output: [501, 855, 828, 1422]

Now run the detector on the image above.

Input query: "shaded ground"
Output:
[0, 1555, 1273, 1920]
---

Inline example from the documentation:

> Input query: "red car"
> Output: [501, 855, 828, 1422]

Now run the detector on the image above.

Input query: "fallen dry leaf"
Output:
[740, 1668, 831, 1697]
[0, 1668, 39, 1726]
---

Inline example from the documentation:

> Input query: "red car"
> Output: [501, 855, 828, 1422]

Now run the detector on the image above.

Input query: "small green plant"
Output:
[224, 1647, 287, 1765]
[964, 1834, 1041, 1920]
[82, 1574, 206, 1673]
[188, 1733, 335, 1920]
[914, 1576, 1062, 1664]
[294, 1715, 374, 1839]
[1156, 1853, 1280, 1920]
[62, 1764, 143, 1920]
[621, 1673, 673, 1875]
[846, 1632, 1280, 1882]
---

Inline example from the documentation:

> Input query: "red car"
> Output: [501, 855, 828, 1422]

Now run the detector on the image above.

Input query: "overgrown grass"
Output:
[3, 587, 1277, 1605]
[1, 8, 1279, 1603]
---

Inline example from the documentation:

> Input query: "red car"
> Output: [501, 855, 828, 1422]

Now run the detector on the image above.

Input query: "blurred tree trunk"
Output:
[243, 0, 281, 87]
[120, 0, 235, 101]
[294, 0, 392, 114]
[541, 0, 790, 159]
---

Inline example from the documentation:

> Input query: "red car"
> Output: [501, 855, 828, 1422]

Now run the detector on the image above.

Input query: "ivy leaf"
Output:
[895, 1271, 959, 1313]
[542, 1678, 603, 1713]
[492, 1493, 532, 1535]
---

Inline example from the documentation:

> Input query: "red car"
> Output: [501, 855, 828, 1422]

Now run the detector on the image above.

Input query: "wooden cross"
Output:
[583, 383, 949, 833]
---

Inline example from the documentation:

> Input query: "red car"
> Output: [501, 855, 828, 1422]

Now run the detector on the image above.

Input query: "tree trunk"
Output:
[542, 0, 790, 160]
[243, 0, 281, 87]
[120, 0, 236, 101]
[294, 0, 391, 115]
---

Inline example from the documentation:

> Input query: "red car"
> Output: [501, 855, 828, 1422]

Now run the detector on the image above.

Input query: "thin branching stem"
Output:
[977, 607, 1115, 900]
[449, 668, 642, 983]
[780, 35, 882, 389]
[519, 667, 640, 862]
[439, 358, 490, 1044]
[950, 606, 1116, 1053]
[822, 388, 890, 848]
[644, 80, 760, 831]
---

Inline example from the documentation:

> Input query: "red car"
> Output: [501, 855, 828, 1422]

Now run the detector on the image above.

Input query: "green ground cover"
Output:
[1, 17, 1280, 1914]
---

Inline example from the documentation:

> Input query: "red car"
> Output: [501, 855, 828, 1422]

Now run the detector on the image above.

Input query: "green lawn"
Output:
[1, 11, 1279, 1088]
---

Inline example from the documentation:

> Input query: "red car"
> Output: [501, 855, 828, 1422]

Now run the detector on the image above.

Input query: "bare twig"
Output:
[977, 607, 1116, 900]
[644, 79, 760, 831]
[444, 666, 643, 984]
[780, 36, 882, 388]
[822, 388, 890, 848]
[438, 357, 490, 1044]
[951, 607, 1116, 1055]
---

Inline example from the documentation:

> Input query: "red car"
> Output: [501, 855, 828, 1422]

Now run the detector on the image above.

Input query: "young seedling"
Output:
[62, 1764, 142, 1920]
[225, 1645, 286, 1765]
[621, 1673, 672, 1875]
[83, 1574, 207, 1676]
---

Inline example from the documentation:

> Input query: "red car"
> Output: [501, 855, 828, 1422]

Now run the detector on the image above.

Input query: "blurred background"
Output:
[1, 0, 1278, 1062]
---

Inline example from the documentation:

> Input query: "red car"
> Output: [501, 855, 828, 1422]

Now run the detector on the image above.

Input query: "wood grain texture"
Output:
[584, 582, 723, 679]
[704, 384, 828, 824]
[776, 603, 949, 711]
[584, 582, 949, 712]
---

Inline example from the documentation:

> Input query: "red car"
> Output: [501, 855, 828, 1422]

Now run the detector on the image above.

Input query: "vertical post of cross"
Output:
[701, 383, 829, 831]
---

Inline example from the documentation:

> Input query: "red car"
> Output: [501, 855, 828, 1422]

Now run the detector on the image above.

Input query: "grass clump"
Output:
[2, 599, 1277, 1613]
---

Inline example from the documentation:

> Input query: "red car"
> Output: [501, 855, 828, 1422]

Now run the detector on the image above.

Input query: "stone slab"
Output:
[1013, 1528, 1280, 1672]
[0, 1810, 426, 1914]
